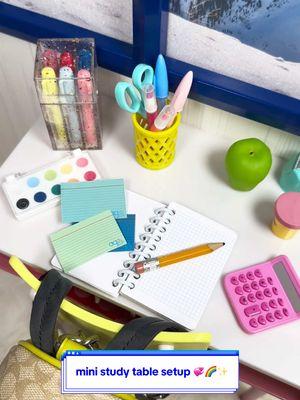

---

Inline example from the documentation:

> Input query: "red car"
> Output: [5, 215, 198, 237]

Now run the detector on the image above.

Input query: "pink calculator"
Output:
[224, 256, 300, 333]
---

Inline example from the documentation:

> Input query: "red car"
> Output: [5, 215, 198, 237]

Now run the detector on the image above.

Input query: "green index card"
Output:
[50, 210, 126, 272]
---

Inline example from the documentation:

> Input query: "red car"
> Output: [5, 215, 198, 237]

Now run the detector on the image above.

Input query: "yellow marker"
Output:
[41, 67, 67, 147]
[134, 242, 225, 274]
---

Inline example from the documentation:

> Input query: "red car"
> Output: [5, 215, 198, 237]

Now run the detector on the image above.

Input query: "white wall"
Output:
[0, 32, 300, 166]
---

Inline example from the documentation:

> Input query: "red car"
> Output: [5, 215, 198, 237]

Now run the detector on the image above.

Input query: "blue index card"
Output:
[60, 179, 127, 223]
[112, 214, 135, 252]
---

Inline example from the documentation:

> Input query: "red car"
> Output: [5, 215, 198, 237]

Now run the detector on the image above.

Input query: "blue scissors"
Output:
[115, 64, 154, 118]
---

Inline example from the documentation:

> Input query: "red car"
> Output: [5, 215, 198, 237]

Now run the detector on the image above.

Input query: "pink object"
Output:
[41, 49, 59, 73]
[274, 192, 300, 229]
[77, 69, 97, 147]
[84, 171, 96, 181]
[193, 367, 204, 376]
[76, 157, 89, 167]
[223, 255, 300, 333]
[142, 84, 158, 127]
[167, 70, 193, 127]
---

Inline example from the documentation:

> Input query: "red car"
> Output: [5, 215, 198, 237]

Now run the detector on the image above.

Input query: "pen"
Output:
[41, 67, 68, 149]
[154, 54, 168, 111]
[150, 105, 176, 132]
[134, 242, 225, 274]
[77, 69, 97, 148]
[59, 66, 83, 147]
[141, 83, 158, 126]
[167, 70, 193, 127]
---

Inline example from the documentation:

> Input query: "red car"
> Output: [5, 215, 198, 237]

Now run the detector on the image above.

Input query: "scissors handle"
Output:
[132, 64, 154, 92]
[115, 82, 142, 113]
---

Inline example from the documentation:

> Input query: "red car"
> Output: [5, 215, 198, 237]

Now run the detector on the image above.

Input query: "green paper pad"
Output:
[60, 179, 127, 223]
[50, 210, 126, 272]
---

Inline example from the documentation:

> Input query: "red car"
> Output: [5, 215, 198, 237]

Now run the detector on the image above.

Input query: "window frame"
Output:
[1, 0, 300, 136]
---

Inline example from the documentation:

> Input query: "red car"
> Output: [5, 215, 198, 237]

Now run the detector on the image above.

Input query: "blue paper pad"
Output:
[60, 179, 127, 223]
[112, 214, 135, 252]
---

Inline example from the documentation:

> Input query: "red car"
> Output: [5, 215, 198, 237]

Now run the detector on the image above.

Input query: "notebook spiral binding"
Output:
[112, 206, 176, 289]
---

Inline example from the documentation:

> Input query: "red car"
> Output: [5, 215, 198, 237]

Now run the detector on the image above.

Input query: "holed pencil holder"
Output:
[132, 113, 181, 170]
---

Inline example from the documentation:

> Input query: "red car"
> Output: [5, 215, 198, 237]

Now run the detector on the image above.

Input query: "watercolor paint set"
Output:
[2, 149, 101, 220]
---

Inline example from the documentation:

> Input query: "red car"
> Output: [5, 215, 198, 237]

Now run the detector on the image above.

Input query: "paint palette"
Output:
[2, 149, 101, 220]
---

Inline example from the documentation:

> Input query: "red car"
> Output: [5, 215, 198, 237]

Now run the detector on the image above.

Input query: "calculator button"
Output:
[274, 310, 283, 320]
[256, 291, 264, 300]
[272, 287, 278, 295]
[230, 276, 239, 285]
[239, 274, 247, 283]
[254, 269, 262, 278]
[282, 308, 289, 317]
[247, 293, 256, 303]
[244, 305, 261, 317]
[267, 277, 274, 285]
[251, 281, 259, 291]
[249, 318, 258, 328]
[243, 283, 251, 293]
[259, 279, 267, 288]
[277, 298, 284, 307]
[239, 296, 248, 305]
[235, 286, 243, 295]
[258, 316, 266, 325]
[264, 288, 272, 297]
[269, 299, 277, 309]
[246, 271, 255, 280]
[266, 313, 275, 322]
[261, 302, 269, 312]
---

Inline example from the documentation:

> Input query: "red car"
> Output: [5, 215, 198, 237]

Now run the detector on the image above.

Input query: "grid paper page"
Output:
[50, 210, 126, 272]
[51, 191, 164, 296]
[121, 202, 237, 329]
[60, 179, 126, 223]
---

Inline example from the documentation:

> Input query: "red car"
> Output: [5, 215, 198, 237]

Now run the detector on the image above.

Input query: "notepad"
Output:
[60, 179, 127, 223]
[113, 215, 135, 252]
[50, 210, 126, 272]
[51, 191, 237, 329]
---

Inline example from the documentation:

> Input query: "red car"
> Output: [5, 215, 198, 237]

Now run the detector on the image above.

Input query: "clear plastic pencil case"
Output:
[34, 38, 102, 150]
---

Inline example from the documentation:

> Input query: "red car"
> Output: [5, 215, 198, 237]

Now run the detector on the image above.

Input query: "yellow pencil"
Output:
[134, 242, 225, 274]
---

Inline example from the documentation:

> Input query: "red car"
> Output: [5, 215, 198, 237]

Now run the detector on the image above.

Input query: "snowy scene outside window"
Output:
[168, 0, 300, 99]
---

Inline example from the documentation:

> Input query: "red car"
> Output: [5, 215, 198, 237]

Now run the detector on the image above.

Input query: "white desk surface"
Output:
[0, 97, 299, 389]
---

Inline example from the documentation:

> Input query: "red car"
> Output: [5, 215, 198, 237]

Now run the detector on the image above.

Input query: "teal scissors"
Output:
[115, 64, 154, 118]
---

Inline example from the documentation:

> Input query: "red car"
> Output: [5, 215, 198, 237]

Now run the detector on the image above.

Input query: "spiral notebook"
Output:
[51, 191, 237, 329]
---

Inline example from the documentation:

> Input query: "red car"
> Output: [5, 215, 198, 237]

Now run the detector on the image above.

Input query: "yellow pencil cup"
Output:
[132, 113, 181, 170]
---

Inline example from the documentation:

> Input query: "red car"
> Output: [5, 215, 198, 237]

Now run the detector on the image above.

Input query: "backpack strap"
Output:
[30, 269, 72, 355]
[106, 316, 186, 350]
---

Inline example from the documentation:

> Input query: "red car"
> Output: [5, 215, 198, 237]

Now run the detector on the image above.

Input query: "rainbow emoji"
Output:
[205, 366, 217, 377]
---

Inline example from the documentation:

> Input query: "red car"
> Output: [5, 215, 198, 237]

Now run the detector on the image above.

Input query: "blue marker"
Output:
[154, 54, 168, 111]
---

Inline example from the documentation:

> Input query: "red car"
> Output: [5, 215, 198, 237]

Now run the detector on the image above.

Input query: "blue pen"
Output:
[154, 54, 168, 111]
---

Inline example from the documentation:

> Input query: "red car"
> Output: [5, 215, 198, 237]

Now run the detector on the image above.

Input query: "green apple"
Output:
[225, 138, 272, 191]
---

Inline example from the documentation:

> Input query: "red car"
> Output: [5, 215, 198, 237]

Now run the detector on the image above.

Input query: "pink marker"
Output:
[141, 84, 158, 127]
[77, 69, 97, 147]
[167, 71, 193, 127]
[150, 105, 176, 132]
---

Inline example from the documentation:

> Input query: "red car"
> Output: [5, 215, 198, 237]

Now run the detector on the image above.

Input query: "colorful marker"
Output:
[154, 54, 168, 111]
[59, 66, 83, 147]
[77, 69, 97, 147]
[167, 70, 193, 127]
[141, 83, 158, 126]
[150, 105, 176, 132]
